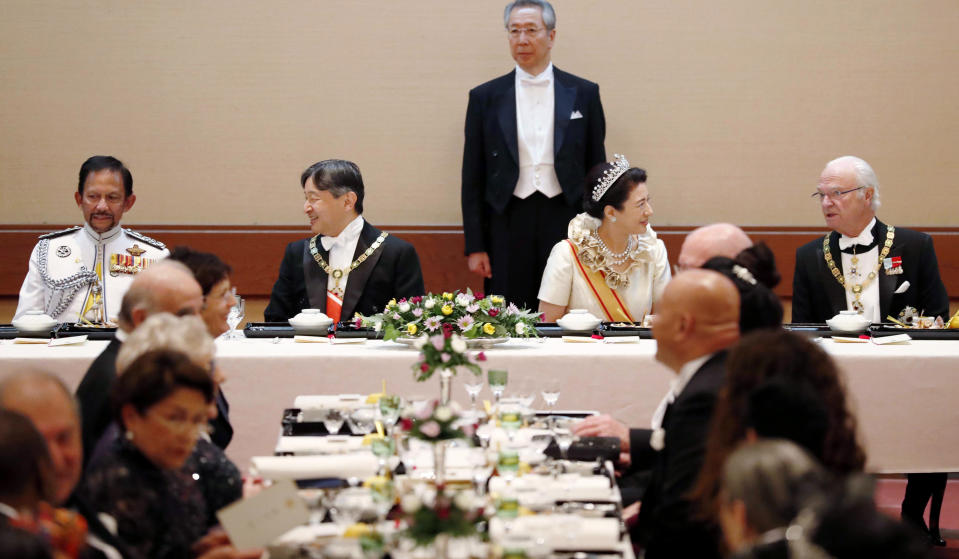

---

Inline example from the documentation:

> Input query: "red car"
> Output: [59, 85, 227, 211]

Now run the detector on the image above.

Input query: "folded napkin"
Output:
[274, 435, 365, 455]
[489, 473, 613, 502]
[251, 453, 378, 480]
[489, 515, 621, 551]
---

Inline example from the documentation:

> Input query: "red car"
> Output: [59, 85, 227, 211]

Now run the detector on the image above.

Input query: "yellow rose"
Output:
[490, 295, 505, 305]
[386, 298, 397, 308]
[406, 323, 418, 335]
[441, 304, 454, 315]
[442, 292, 454, 301]
[483, 323, 496, 335]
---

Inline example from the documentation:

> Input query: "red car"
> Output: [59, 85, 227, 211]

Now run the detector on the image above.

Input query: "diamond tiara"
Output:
[591, 154, 630, 202]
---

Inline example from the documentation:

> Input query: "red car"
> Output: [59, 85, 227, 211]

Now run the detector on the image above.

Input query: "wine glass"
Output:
[541, 379, 560, 427]
[348, 407, 377, 435]
[498, 402, 522, 442]
[370, 436, 395, 476]
[378, 395, 402, 432]
[464, 376, 484, 411]
[497, 446, 520, 485]
[322, 408, 346, 435]
[515, 376, 536, 409]
[553, 428, 575, 461]
[226, 290, 245, 340]
[488, 369, 508, 404]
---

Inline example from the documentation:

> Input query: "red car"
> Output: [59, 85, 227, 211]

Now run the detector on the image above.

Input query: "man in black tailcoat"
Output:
[264, 159, 424, 323]
[461, 0, 606, 309]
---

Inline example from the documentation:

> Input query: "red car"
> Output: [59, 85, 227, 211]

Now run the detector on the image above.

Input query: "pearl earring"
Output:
[610, 216, 617, 222]
[125, 430, 134, 441]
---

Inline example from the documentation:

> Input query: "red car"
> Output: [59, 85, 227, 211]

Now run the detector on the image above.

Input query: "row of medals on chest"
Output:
[56, 243, 152, 277]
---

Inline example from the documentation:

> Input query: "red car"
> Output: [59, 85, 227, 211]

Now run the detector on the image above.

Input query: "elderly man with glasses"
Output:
[461, 0, 606, 310]
[792, 155, 947, 324]
[792, 155, 950, 546]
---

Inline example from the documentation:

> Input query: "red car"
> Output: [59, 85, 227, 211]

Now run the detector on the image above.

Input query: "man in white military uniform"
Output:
[14, 155, 168, 325]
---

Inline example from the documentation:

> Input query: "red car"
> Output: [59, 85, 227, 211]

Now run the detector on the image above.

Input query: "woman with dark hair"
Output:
[538, 154, 670, 322]
[701, 256, 784, 333]
[691, 330, 866, 532]
[168, 246, 235, 338]
[79, 349, 216, 559]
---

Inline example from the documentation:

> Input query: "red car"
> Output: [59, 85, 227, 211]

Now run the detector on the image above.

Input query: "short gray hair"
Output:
[721, 439, 829, 533]
[824, 155, 881, 212]
[117, 259, 195, 330]
[116, 313, 214, 374]
[504, 0, 556, 30]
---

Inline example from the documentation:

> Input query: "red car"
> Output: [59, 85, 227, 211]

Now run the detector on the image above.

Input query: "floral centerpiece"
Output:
[400, 488, 484, 549]
[355, 289, 540, 343]
[401, 399, 473, 442]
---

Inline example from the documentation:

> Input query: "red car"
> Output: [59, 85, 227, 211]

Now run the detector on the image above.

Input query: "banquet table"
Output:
[1, 336, 957, 474]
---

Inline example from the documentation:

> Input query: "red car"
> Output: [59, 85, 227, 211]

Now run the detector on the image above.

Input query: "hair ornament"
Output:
[733, 264, 757, 286]
[591, 154, 630, 202]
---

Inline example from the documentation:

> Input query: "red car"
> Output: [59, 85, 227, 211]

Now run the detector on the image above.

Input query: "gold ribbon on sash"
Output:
[566, 240, 634, 322]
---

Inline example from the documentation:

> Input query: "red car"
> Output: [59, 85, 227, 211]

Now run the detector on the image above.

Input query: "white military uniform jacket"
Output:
[14, 223, 169, 323]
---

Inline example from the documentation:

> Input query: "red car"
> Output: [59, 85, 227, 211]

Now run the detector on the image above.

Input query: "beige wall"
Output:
[2, 1, 957, 228]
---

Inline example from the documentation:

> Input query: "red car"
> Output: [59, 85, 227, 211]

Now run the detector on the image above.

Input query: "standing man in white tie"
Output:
[264, 159, 425, 323]
[461, 0, 606, 310]
[791, 155, 950, 547]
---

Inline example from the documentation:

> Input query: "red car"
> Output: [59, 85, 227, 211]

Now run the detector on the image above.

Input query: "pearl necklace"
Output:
[591, 231, 633, 265]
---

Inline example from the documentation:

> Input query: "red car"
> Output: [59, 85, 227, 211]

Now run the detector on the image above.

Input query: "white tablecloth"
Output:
[1, 336, 957, 474]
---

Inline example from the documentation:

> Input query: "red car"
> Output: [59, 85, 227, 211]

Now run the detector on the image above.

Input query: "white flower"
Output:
[400, 494, 422, 513]
[413, 336, 428, 349]
[515, 322, 527, 334]
[399, 302, 411, 312]
[424, 298, 436, 309]
[451, 335, 467, 353]
[456, 293, 472, 307]
[374, 321, 383, 332]
[434, 406, 452, 422]
[453, 490, 475, 510]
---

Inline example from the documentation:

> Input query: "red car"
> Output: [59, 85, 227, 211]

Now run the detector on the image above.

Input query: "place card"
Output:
[13, 337, 50, 344]
[871, 334, 911, 345]
[293, 335, 328, 343]
[48, 335, 88, 346]
[217, 478, 309, 550]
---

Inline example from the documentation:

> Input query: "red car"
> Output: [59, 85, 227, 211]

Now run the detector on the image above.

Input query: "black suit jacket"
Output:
[792, 220, 948, 323]
[264, 221, 425, 322]
[77, 338, 121, 467]
[461, 66, 606, 254]
[629, 352, 727, 559]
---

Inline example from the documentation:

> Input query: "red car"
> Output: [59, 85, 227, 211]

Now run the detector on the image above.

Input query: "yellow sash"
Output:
[566, 240, 634, 322]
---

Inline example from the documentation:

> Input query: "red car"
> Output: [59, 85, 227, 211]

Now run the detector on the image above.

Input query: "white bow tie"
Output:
[838, 228, 874, 250]
[520, 76, 550, 87]
[320, 235, 346, 251]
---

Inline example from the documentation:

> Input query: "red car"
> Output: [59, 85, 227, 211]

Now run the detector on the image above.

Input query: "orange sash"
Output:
[566, 240, 635, 322]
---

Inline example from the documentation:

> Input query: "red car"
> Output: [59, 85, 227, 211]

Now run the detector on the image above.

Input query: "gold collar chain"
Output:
[309, 232, 389, 296]
[823, 226, 894, 312]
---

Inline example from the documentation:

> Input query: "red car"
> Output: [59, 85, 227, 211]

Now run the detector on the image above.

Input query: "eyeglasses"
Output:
[148, 411, 211, 437]
[203, 286, 236, 309]
[810, 185, 865, 201]
[507, 26, 545, 38]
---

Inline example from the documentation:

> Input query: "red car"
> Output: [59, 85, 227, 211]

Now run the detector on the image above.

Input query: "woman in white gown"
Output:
[537, 155, 671, 322]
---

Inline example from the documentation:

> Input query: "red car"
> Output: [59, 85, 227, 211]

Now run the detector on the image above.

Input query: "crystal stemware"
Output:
[348, 407, 377, 435]
[322, 408, 346, 435]
[464, 376, 484, 410]
[225, 290, 245, 340]
[488, 369, 508, 404]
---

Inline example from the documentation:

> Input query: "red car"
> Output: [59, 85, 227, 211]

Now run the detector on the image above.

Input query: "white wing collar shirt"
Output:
[320, 215, 365, 296]
[513, 62, 562, 199]
[648, 353, 714, 451]
[838, 217, 880, 323]
[15, 223, 169, 324]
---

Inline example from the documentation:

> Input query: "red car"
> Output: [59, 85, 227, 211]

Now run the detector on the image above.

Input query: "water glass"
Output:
[322, 408, 346, 435]
[488, 369, 508, 403]
[348, 407, 377, 435]
[497, 446, 520, 483]
[464, 376, 484, 409]
[226, 290, 245, 340]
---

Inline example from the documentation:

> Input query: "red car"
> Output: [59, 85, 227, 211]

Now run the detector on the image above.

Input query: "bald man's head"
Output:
[0, 371, 81, 504]
[653, 269, 741, 371]
[117, 260, 203, 331]
[678, 223, 753, 270]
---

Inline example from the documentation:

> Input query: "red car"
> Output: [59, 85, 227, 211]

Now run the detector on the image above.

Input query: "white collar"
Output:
[515, 62, 554, 84]
[0, 502, 19, 519]
[320, 215, 365, 251]
[838, 217, 877, 250]
[672, 352, 714, 399]
[83, 222, 123, 243]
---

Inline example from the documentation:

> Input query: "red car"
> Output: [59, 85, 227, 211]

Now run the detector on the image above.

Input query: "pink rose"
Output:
[419, 420, 441, 438]
[431, 335, 445, 351]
